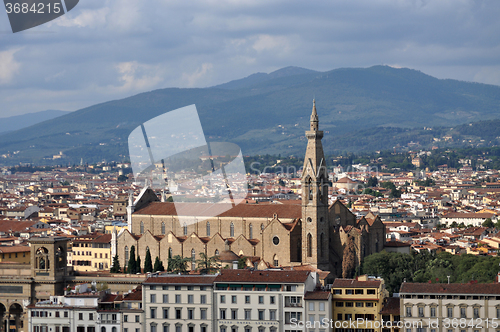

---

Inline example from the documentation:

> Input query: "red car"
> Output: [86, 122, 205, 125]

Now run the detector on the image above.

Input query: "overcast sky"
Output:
[0, 0, 499, 117]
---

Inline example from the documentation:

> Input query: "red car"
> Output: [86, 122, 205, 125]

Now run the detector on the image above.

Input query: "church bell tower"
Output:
[301, 100, 329, 269]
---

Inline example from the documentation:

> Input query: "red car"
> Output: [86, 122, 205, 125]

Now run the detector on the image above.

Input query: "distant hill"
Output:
[0, 110, 69, 135]
[0, 65, 499, 165]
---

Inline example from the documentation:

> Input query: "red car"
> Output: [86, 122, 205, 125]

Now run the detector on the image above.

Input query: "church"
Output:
[116, 101, 385, 277]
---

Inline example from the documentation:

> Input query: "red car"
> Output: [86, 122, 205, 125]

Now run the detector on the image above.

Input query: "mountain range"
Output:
[1, 65, 500, 165]
[0, 110, 69, 135]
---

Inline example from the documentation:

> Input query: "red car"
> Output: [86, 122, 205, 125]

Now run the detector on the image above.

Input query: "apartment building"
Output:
[400, 282, 500, 332]
[304, 291, 332, 332]
[142, 275, 217, 332]
[71, 233, 112, 272]
[331, 275, 389, 332]
[122, 286, 144, 332]
[142, 270, 319, 332]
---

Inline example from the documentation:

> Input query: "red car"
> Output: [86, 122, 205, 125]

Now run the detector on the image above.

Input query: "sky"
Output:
[0, 0, 499, 118]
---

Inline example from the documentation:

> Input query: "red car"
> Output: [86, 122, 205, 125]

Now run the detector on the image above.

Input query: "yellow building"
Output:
[0, 245, 30, 263]
[71, 233, 112, 272]
[331, 275, 388, 332]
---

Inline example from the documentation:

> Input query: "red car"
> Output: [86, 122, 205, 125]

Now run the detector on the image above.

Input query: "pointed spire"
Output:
[310, 99, 318, 131]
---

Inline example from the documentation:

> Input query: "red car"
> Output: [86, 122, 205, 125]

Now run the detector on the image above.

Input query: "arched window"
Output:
[161, 222, 165, 235]
[273, 254, 278, 267]
[206, 222, 210, 237]
[230, 222, 234, 237]
[140, 221, 144, 234]
[215, 249, 219, 256]
[112, 328, 117, 332]
[260, 223, 264, 232]
[307, 233, 312, 257]
[249, 224, 253, 239]
[308, 178, 313, 200]
[320, 233, 324, 257]
[101, 327, 106, 332]
[183, 223, 187, 236]
[168, 247, 172, 257]
[124, 246, 129, 265]
[191, 249, 196, 270]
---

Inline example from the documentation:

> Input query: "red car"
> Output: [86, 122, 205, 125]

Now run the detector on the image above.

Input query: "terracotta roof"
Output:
[134, 202, 301, 219]
[123, 286, 142, 301]
[400, 282, 500, 294]
[217, 250, 240, 261]
[332, 278, 382, 288]
[144, 275, 217, 285]
[304, 291, 331, 300]
[0, 220, 38, 233]
[215, 270, 310, 283]
[380, 297, 400, 315]
[0, 245, 30, 253]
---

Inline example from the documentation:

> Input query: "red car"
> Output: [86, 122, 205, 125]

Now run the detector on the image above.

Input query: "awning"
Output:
[216, 284, 228, 288]
[268, 284, 281, 288]
[255, 284, 266, 288]
[242, 284, 254, 288]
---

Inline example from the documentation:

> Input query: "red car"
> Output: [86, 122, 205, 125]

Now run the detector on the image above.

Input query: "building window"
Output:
[232, 295, 237, 304]
[135, 315, 140, 322]
[163, 308, 169, 319]
[79, 313, 83, 320]
[230, 222, 234, 237]
[183, 223, 187, 236]
[151, 308, 156, 319]
[206, 222, 210, 237]
[163, 294, 168, 303]
[231, 309, 238, 320]
[188, 309, 194, 320]
[460, 307, 466, 318]
[245, 296, 250, 304]
[140, 222, 144, 234]
[472, 307, 479, 319]
[258, 310, 264, 320]
[270, 296, 275, 304]
[176, 326, 181, 332]
[319, 302, 325, 311]
[245, 309, 251, 320]
[249, 224, 253, 239]
[221, 295, 226, 303]
[220, 309, 226, 319]
[191, 249, 196, 270]
[418, 307, 424, 317]
[356, 302, 363, 307]
[201, 295, 206, 304]
[163, 326, 169, 332]
[447, 307, 453, 318]
[176, 295, 181, 303]
[176, 309, 181, 319]
[431, 307, 436, 317]
[258, 296, 264, 304]
[309, 302, 315, 311]
[151, 294, 156, 303]
[273, 254, 278, 267]
[270, 310, 276, 320]
[406, 307, 412, 317]
[188, 295, 194, 304]
[201, 309, 207, 320]
[161, 222, 165, 235]
[89, 313, 93, 320]
[307, 233, 312, 257]
[261, 223, 264, 232]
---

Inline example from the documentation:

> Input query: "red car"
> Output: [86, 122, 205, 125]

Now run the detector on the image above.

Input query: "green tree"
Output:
[153, 256, 165, 272]
[483, 218, 494, 228]
[367, 176, 378, 187]
[136, 255, 142, 274]
[144, 248, 153, 273]
[117, 174, 127, 182]
[169, 255, 189, 274]
[110, 255, 121, 273]
[237, 257, 246, 269]
[197, 252, 220, 274]
[127, 246, 137, 274]
[167, 250, 173, 272]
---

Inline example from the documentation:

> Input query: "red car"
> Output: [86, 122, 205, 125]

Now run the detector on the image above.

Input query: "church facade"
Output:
[116, 101, 385, 277]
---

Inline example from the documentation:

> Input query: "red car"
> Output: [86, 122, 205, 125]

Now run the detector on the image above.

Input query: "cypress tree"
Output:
[136, 255, 142, 274]
[110, 255, 121, 273]
[144, 248, 153, 273]
[127, 246, 137, 274]
[153, 256, 165, 272]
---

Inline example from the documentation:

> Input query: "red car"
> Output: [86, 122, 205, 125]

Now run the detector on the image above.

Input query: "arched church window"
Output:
[230, 222, 234, 237]
[183, 223, 187, 236]
[124, 246, 129, 265]
[168, 247, 172, 257]
[308, 178, 313, 200]
[215, 249, 219, 256]
[307, 234, 312, 257]
[191, 249, 196, 270]
[260, 223, 264, 232]
[249, 224, 253, 239]
[206, 222, 210, 237]
[273, 254, 278, 267]
[161, 222, 165, 235]
[140, 222, 144, 234]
